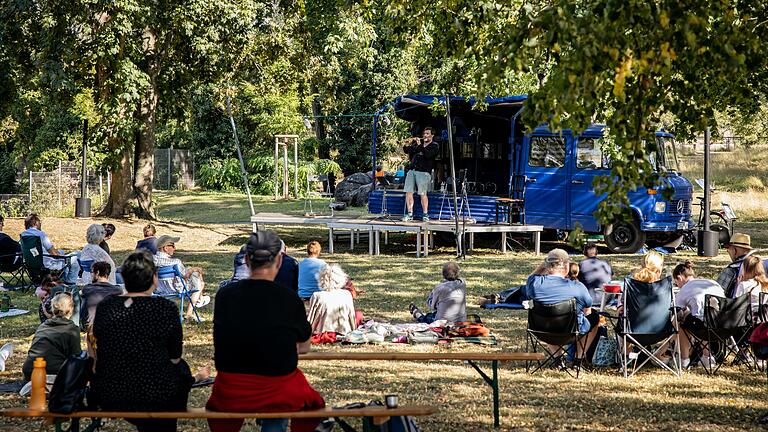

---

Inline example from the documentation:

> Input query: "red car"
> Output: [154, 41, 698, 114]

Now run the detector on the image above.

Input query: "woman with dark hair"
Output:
[91, 251, 193, 432]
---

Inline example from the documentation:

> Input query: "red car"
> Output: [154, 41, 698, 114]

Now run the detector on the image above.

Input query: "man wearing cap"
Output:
[154, 235, 210, 319]
[717, 233, 754, 298]
[206, 230, 325, 432]
[525, 248, 600, 359]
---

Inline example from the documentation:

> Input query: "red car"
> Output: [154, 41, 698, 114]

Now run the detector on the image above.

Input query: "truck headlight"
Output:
[654, 202, 666, 213]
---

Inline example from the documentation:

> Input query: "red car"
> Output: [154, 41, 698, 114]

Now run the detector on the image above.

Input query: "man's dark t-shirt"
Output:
[213, 278, 311, 376]
[275, 254, 300, 293]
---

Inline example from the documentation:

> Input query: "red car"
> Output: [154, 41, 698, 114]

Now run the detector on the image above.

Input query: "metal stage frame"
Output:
[250, 213, 543, 257]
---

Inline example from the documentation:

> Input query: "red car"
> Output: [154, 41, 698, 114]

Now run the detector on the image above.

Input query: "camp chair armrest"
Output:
[598, 311, 619, 321]
[0, 252, 21, 259]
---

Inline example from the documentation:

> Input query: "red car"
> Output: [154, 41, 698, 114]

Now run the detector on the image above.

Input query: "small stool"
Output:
[495, 198, 524, 224]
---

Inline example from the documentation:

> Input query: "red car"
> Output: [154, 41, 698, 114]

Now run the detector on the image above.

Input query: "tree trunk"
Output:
[103, 143, 133, 217]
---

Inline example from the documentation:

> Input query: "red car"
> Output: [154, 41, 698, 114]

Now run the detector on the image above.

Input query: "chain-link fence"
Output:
[154, 149, 195, 190]
[27, 161, 110, 216]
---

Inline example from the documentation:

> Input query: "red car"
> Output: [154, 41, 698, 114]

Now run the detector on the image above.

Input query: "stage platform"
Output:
[250, 213, 543, 257]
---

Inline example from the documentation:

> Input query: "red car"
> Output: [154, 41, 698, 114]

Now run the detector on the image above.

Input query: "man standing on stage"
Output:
[403, 126, 440, 222]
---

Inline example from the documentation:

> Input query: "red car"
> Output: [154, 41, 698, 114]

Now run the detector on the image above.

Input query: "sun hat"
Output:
[156, 235, 181, 249]
[726, 233, 752, 250]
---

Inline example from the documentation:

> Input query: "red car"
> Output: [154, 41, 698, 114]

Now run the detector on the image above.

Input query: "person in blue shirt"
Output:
[525, 248, 600, 359]
[135, 224, 158, 254]
[297, 241, 327, 300]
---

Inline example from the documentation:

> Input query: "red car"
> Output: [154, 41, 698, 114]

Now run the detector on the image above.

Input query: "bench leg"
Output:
[466, 360, 501, 428]
[55, 417, 101, 432]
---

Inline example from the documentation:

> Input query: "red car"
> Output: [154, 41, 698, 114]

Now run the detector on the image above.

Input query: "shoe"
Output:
[422, 215, 430, 222]
[700, 356, 717, 369]
[0, 342, 13, 372]
[195, 295, 211, 308]
[408, 302, 417, 314]
[402, 214, 413, 222]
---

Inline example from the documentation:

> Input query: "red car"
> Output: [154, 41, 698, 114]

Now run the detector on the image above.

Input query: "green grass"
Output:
[1, 191, 768, 431]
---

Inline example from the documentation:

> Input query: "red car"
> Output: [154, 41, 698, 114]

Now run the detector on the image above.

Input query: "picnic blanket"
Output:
[0, 380, 25, 393]
[339, 319, 497, 345]
[481, 302, 524, 310]
[0, 308, 29, 319]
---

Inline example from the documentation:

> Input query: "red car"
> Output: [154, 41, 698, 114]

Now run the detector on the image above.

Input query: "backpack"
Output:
[48, 351, 93, 414]
[334, 400, 421, 432]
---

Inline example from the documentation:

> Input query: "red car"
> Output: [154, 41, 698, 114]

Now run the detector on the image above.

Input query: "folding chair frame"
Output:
[19, 236, 70, 285]
[684, 293, 754, 375]
[304, 174, 334, 217]
[525, 299, 588, 378]
[0, 251, 31, 291]
[156, 264, 201, 323]
[613, 277, 682, 378]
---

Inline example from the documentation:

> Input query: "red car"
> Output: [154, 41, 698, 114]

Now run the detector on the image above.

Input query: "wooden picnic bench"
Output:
[0, 405, 438, 432]
[301, 351, 543, 428]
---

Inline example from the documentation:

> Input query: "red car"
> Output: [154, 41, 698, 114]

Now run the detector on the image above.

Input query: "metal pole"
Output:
[225, 95, 256, 217]
[294, 137, 299, 198]
[445, 95, 462, 257]
[167, 148, 171, 189]
[703, 127, 711, 231]
[372, 112, 378, 191]
[57, 160, 62, 209]
[28, 171, 32, 202]
[81, 119, 88, 198]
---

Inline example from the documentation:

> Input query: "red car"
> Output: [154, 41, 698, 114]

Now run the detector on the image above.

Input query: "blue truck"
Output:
[368, 95, 693, 253]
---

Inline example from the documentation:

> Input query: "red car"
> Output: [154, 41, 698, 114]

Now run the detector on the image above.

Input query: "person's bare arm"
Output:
[583, 307, 592, 316]
[297, 339, 311, 354]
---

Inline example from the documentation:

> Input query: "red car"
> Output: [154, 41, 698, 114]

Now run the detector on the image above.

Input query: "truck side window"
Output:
[529, 136, 565, 168]
[576, 138, 611, 169]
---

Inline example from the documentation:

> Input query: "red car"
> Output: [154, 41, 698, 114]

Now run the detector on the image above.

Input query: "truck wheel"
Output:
[605, 220, 646, 253]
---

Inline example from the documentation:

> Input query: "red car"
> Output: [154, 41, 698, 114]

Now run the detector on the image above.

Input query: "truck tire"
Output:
[605, 220, 646, 254]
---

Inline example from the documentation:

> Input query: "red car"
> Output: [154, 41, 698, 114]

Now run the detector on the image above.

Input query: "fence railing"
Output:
[154, 149, 195, 190]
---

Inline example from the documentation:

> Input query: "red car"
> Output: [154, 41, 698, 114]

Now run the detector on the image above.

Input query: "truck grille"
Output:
[666, 199, 691, 215]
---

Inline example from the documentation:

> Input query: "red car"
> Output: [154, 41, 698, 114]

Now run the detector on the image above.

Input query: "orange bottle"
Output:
[29, 357, 47, 411]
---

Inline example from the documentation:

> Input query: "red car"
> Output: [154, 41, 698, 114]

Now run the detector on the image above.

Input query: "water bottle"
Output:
[0, 293, 10, 312]
[29, 357, 47, 411]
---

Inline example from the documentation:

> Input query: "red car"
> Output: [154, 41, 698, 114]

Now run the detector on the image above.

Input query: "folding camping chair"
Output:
[613, 277, 681, 378]
[0, 238, 29, 290]
[684, 293, 753, 375]
[155, 264, 201, 323]
[525, 298, 588, 378]
[19, 236, 70, 285]
[304, 174, 334, 217]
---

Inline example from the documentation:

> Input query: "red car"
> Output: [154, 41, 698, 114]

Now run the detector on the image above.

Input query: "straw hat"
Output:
[726, 233, 752, 250]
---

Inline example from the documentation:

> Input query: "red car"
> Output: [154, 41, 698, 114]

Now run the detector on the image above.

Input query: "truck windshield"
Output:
[652, 136, 679, 173]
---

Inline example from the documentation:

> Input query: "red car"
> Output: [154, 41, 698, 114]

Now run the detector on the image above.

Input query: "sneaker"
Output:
[422, 215, 430, 222]
[195, 295, 211, 308]
[700, 356, 717, 369]
[0, 342, 13, 372]
[402, 214, 413, 222]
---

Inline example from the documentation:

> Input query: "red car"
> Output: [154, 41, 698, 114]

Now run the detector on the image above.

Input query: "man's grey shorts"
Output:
[404, 170, 431, 195]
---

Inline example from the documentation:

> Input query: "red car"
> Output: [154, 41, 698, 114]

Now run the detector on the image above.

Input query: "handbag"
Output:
[591, 335, 618, 366]
[48, 351, 93, 414]
[749, 322, 768, 360]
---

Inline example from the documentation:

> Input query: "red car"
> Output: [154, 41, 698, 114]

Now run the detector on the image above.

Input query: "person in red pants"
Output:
[206, 230, 325, 432]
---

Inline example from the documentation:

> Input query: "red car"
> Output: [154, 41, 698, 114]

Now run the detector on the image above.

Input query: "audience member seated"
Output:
[135, 223, 158, 254]
[22, 292, 80, 381]
[734, 255, 768, 315]
[298, 240, 327, 300]
[207, 230, 325, 432]
[218, 245, 250, 290]
[307, 264, 360, 335]
[0, 214, 22, 272]
[275, 241, 300, 293]
[92, 251, 195, 432]
[80, 224, 117, 285]
[717, 233, 753, 298]
[100, 223, 116, 254]
[673, 261, 725, 368]
[578, 243, 613, 303]
[568, 262, 580, 281]
[20, 213, 79, 284]
[154, 235, 210, 319]
[35, 275, 64, 323]
[409, 262, 467, 324]
[81, 261, 124, 328]
[524, 249, 600, 359]
[631, 250, 665, 283]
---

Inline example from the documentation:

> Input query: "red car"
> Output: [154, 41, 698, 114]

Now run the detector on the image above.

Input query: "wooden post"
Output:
[274, 137, 279, 199]
[294, 137, 299, 198]
[283, 141, 289, 199]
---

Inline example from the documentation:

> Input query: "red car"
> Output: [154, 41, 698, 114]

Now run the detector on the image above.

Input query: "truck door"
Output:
[570, 136, 609, 232]
[522, 133, 570, 230]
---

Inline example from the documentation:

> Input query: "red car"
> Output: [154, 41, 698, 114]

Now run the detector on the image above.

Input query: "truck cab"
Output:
[519, 126, 693, 253]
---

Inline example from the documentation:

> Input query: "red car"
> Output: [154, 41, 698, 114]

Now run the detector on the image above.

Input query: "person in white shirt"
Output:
[306, 264, 358, 335]
[673, 261, 725, 368]
[734, 255, 768, 316]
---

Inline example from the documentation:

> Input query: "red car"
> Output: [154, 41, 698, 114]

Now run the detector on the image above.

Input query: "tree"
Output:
[389, 0, 768, 222]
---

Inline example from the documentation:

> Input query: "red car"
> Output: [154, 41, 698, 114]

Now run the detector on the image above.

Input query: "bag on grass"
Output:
[334, 400, 421, 432]
[749, 322, 768, 360]
[591, 336, 618, 366]
[48, 351, 93, 414]
[408, 330, 440, 344]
